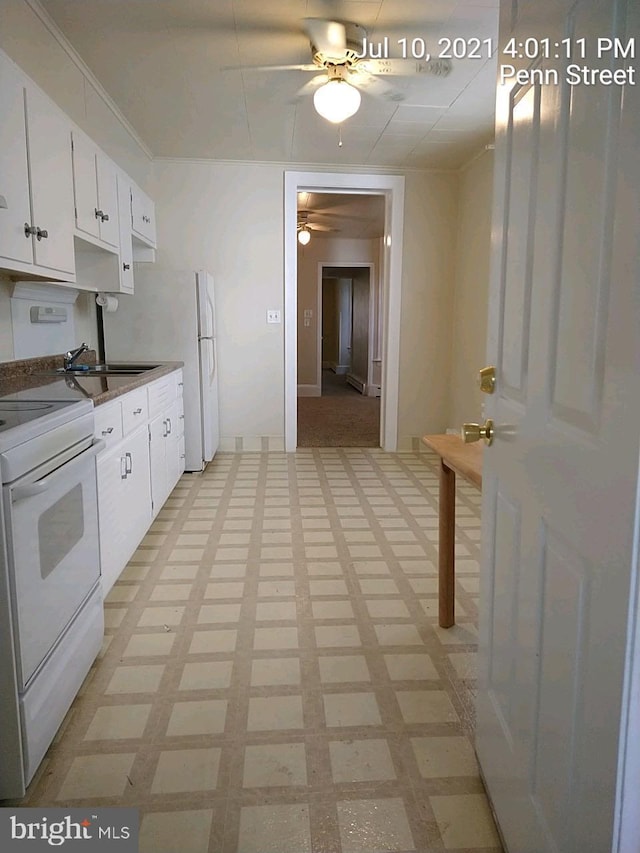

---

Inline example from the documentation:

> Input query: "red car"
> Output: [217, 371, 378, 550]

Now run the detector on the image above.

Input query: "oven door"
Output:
[4, 439, 105, 689]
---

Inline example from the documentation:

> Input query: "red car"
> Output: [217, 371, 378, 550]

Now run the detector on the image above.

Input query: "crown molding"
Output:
[23, 0, 154, 160]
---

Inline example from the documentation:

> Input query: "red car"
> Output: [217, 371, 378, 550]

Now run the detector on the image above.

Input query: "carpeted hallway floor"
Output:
[297, 371, 381, 447]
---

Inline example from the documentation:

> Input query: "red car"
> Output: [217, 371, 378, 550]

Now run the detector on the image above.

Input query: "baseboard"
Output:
[297, 384, 321, 397]
[346, 373, 366, 394]
[219, 435, 286, 452]
[334, 364, 349, 375]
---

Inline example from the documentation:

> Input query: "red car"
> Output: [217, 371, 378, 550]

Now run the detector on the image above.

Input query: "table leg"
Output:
[439, 460, 456, 628]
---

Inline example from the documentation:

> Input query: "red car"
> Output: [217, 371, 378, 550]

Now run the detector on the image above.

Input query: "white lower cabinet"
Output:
[97, 423, 151, 595]
[95, 369, 185, 595]
[148, 374, 185, 518]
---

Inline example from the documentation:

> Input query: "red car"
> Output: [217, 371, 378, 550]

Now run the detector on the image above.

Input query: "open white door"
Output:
[474, 1, 640, 851]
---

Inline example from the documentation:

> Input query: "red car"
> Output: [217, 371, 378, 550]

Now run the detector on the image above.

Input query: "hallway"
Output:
[14, 449, 501, 853]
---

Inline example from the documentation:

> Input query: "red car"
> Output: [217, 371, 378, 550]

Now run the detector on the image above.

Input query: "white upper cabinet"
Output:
[130, 181, 157, 249]
[71, 130, 119, 249]
[0, 53, 75, 279]
[0, 48, 158, 291]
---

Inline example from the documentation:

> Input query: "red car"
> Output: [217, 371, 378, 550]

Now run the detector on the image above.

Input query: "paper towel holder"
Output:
[96, 292, 119, 312]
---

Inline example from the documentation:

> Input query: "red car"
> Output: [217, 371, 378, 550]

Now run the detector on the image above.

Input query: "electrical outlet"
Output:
[267, 310, 281, 324]
[303, 309, 313, 318]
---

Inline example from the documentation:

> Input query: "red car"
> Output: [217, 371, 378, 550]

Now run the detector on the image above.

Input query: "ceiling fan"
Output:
[236, 18, 452, 124]
[297, 210, 337, 245]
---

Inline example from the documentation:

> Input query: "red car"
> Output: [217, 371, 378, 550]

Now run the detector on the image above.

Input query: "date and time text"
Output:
[357, 36, 636, 86]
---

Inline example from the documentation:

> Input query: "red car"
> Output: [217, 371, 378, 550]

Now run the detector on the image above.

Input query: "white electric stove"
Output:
[0, 385, 104, 798]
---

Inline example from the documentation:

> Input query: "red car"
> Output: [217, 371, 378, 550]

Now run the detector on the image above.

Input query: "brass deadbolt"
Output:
[478, 366, 496, 394]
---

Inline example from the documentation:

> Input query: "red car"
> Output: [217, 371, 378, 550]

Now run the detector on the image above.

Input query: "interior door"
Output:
[476, 1, 639, 851]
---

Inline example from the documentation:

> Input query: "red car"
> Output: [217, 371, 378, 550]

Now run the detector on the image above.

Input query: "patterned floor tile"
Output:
[15, 449, 501, 853]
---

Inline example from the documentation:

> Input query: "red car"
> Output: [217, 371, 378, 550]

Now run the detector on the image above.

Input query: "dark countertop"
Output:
[0, 353, 183, 406]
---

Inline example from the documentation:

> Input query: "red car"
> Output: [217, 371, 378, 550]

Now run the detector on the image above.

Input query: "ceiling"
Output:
[298, 192, 385, 239]
[39, 0, 499, 169]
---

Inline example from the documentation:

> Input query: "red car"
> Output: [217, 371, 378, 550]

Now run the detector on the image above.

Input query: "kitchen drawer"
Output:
[93, 400, 123, 449]
[147, 374, 175, 417]
[121, 387, 148, 435]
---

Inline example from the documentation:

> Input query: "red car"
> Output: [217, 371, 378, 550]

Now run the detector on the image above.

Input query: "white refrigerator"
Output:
[101, 268, 220, 471]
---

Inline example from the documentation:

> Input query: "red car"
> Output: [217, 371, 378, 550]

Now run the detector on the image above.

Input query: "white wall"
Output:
[448, 150, 494, 431]
[153, 161, 458, 450]
[396, 171, 459, 448]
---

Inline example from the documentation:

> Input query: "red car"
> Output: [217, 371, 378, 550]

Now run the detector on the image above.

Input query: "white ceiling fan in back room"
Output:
[297, 210, 337, 245]
[230, 17, 452, 124]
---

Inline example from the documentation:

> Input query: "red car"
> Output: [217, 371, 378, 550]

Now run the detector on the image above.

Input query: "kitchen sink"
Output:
[36, 363, 161, 377]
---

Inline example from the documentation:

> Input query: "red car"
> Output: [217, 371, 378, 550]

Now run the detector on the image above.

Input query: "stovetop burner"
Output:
[0, 390, 92, 444]
[0, 401, 55, 412]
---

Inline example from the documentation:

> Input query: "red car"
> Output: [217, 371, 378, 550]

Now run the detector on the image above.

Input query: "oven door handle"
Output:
[11, 439, 106, 502]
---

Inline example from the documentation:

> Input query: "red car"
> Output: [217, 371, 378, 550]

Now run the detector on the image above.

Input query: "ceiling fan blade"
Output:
[293, 75, 329, 100]
[222, 63, 319, 72]
[303, 18, 347, 58]
[357, 57, 453, 77]
[350, 70, 406, 102]
[308, 223, 337, 232]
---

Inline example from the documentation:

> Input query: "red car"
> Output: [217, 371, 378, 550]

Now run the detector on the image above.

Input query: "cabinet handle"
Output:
[102, 212, 110, 222]
[95, 208, 104, 220]
[179, 414, 185, 420]
[142, 214, 151, 224]
[24, 222, 36, 238]
[162, 419, 168, 438]
[166, 417, 172, 435]
[36, 227, 48, 240]
[180, 454, 185, 459]
[123, 263, 130, 271]
[133, 407, 142, 415]
[120, 455, 127, 480]
[125, 452, 132, 475]
[101, 427, 114, 435]
[178, 381, 184, 386]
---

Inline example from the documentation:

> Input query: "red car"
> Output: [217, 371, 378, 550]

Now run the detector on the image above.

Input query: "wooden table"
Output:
[421, 434, 483, 628]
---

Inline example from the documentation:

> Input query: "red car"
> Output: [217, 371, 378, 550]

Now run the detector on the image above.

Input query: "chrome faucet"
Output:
[63, 342, 90, 370]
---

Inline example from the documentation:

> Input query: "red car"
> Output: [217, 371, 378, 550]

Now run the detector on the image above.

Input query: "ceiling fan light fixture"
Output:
[313, 79, 361, 124]
[298, 226, 311, 245]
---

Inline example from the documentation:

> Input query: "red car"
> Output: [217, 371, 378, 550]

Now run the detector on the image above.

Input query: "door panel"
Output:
[476, 0, 639, 851]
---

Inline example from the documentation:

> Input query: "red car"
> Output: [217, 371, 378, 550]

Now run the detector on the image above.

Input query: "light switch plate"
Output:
[267, 310, 281, 324]
[303, 309, 313, 318]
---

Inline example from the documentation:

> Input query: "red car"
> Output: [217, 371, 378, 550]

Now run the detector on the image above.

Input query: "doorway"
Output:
[284, 171, 405, 452]
[297, 262, 381, 447]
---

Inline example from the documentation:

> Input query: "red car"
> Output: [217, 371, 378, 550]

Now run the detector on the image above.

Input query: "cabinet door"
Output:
[96, 153, 119, 247]
[121, 424, 152, 562]
[116, 173, 134, 293]
[71, 131, 99, 240]
[26, 84, 75, 274]
[0, 54, 32, 265]
[131, 182, 157, 247]
[149, 413, 168, 517]
[97, 446, 128, 596]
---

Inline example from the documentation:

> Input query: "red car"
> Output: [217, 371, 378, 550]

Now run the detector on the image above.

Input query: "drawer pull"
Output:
[125, 452, 132, 475]
[133, 407, 143, 415]
[101, 427, 114, 435]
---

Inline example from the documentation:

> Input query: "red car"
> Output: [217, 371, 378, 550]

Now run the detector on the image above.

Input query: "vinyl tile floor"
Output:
[16, 449, 502, 853]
